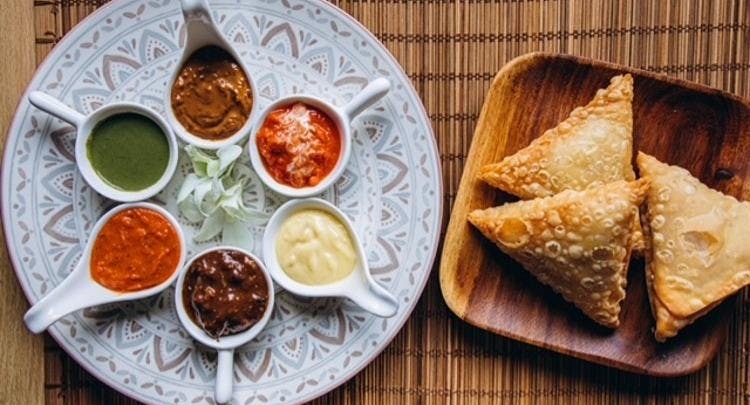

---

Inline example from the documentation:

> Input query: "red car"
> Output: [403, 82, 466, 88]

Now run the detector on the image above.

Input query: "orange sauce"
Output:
[256, 102, 340, 188]
[91, 208, 181, 292]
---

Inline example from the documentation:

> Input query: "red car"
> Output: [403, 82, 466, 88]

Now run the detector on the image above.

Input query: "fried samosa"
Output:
[479, 74, 635, 198]
[468, 179, 649, 328]
[638, 153, 750, 341]
[478, 74, 644, 251]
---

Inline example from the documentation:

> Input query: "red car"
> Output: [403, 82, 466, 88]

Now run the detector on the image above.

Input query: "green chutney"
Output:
[87, 113, 170, 191]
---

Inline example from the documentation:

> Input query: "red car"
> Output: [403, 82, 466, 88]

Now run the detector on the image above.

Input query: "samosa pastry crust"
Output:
[479, 74, 635, 199]
[468, 179, 649, 328]
[478, 74, 644, 254]
[640, 211, 719, 341]
[638, 153, 750, 340]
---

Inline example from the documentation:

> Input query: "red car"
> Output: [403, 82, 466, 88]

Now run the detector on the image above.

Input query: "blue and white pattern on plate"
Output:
[2, 0, 442, 403]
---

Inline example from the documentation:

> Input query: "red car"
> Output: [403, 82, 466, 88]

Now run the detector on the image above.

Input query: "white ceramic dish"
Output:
[263, 198, 398, 317]
[174, 246, 274, 404]
[27, 91, 178, 202]
[3, 1, 442, 402]
[164, 0, 259, 150]
[248, 78, 390, 198]
[23, 202, 186, 334]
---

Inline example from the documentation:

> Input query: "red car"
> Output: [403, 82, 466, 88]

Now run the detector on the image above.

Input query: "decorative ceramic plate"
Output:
[2, 0, 441, 403]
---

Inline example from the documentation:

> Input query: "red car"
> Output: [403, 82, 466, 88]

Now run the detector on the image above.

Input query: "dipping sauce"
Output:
[276, 209, 356, 285]
[171, 45, 253, 140]
[87, 113, 170, 191]
[256, 103, 341, 188]
[91, 208, 181, 292]
[182, 250, 269, 338]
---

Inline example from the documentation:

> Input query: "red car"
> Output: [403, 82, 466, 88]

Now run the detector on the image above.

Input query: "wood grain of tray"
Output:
[440, 52, 750, 377]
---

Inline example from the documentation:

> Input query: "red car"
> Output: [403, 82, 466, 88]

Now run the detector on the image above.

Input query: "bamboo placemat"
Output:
[31, 0, 750, 403]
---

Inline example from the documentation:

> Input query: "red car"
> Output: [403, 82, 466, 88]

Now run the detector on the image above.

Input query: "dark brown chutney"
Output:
[182, 250, 269, 338]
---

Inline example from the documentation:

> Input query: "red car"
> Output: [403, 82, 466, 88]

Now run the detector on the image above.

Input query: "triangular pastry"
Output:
[478, 74, 644, 252]
[468, 179, 649, 328]
[479, 74, 635, 199]
[637, 153, 750, 341]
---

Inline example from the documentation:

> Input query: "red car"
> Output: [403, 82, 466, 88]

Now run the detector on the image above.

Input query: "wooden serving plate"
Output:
[440, 52, 750, 376]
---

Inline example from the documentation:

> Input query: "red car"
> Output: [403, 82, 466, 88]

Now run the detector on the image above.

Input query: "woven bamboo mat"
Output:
[32, 0, 750, 403]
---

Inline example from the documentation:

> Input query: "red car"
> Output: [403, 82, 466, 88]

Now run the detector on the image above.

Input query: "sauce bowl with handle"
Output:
[248, 77, 391, 198]
[23, 202, 186, 334]
[174, 246, 275, 404]
[262, 198, 399, 317]
[27, 91, 179, 202]
[165, 0, 259, 149]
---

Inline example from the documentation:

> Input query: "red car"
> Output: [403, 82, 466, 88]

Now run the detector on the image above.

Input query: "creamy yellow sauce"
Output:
[276, 209, 357, 285]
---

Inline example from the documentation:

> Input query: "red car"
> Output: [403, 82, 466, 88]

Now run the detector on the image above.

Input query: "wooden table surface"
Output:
[1, 0, 749, 404]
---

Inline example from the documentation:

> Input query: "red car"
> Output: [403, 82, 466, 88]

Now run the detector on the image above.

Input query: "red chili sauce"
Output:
[90, 208, 182, 292]
[256, 102, 341, 188]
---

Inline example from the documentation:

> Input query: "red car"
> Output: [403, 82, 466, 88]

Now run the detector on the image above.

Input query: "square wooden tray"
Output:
[439, 52, 750, 376]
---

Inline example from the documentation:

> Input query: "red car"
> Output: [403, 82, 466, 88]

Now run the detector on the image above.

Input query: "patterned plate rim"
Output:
[0, 0, 443, 403]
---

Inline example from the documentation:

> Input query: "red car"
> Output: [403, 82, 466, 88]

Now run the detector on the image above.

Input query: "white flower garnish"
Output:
[177, 145, 267, 247]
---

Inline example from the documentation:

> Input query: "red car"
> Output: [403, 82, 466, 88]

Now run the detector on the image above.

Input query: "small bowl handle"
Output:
[28, 91, 86, 128]
[215, 348, 235, 404]
[181, 0, 212, 21]
[342, 77, 391, 120]
[23, 263, 101, 333]
[346, 276, 399, 318]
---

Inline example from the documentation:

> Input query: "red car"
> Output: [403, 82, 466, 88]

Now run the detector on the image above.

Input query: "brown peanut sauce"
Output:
[182, 250, 269, 338]
[171, 46, 253, 140]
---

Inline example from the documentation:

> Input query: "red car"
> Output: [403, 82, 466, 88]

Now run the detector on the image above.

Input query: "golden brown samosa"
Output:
[468, 179, 649, 328]
[478, 74, 644, 251]
[638, 153, 750, 341]
[479, 74, 635, 198]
